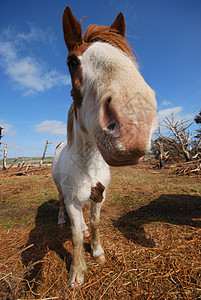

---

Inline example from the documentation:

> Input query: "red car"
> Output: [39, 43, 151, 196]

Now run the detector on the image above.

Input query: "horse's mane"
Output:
[83, 24, 135, 60]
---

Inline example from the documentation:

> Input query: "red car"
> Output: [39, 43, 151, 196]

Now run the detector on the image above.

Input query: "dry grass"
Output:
[0, 164, 201, 299]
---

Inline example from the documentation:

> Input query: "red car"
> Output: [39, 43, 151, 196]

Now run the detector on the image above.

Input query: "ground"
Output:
[0, 163, 200, 299]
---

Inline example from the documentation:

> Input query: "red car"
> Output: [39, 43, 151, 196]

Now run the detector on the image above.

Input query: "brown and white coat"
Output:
[52, 6, 157, 287]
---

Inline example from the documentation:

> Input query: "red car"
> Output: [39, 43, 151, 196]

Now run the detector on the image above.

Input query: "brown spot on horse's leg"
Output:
[90, 182, 105, 203]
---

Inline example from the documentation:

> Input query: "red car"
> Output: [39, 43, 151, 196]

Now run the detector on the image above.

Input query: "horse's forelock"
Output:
[83, 24, 135, 60]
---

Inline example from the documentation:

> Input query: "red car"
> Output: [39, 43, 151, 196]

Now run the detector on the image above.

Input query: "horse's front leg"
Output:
[66, 204, 87, 288]
[58, 192, 89, 237]
[81, 211, 90, 237]
[58, 191, 66, 225]
[90, 182, 106, 263]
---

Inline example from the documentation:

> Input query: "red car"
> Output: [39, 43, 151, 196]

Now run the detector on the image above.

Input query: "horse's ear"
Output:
[62, 6, 82, 51]
[110, 12, 125, 37]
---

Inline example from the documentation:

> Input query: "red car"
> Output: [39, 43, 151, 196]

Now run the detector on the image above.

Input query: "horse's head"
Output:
[63, 6, 158, 166]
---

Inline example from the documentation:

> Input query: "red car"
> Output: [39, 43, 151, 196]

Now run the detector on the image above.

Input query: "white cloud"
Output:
[158, 106, 194, 125]
[161, 100, 171, 107]
[0, 120, 16, 136]
[0, 25, 70, 95]
[16, 23, 55, 45]
[158, 106, 182, 123]
[34, 120, 66, 136]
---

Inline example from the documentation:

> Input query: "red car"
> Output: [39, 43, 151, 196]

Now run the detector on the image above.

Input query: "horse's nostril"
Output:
[107, 123, 116, 132]
[106, 97, 112, 105]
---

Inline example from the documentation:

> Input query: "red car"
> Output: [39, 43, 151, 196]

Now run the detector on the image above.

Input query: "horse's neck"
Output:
[68, 116, 110, 187]
[71, 118, 101, 168]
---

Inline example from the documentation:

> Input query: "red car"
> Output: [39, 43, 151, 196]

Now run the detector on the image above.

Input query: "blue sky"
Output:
[0, 0, 201, 158]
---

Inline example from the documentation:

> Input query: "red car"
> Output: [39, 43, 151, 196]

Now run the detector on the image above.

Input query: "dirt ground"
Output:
[0, 163, 201, 299]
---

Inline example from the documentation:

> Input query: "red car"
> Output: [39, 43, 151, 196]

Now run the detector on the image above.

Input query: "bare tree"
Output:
[2, 143, 7, 170]
[194, 110, 201, 124]
[7, 155, 19, 170]
[0, 127, 3, 141]
[18, 161, 26, 170]
[158, 140, 169, 168]
[0, 127, 4, 160]
[155, 114, 201, 162]
[40, 139, 55, 166]
[194, 110, 201, 141]
[151, 138, 170, 168]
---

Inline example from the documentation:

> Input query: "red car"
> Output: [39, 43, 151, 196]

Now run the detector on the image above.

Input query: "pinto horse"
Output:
[52, 6, 157, 287]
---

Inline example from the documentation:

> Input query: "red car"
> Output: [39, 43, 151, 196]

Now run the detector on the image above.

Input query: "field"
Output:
[0, 157, 54, 167]
[0, 163, 201, 299]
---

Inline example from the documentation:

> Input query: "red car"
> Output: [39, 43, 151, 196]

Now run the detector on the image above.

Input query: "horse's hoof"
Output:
[58, 218, 66, 225]
[69, 273, 84, 289]
[83, 229, 90, 238]
[95, 254, 106, 264]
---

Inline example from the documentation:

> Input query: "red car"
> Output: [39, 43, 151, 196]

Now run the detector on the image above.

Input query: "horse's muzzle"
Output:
[98, 94, 157, 166]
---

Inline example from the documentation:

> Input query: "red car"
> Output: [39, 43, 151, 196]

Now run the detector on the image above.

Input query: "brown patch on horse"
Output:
[68, 55, 82, 118]
[68, 44, 91, 117]
[67, 103, 74, 148]
[90, 182, 105, 203]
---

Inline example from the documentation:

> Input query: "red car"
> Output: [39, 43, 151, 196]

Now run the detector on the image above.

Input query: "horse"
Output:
[52, 6, 158, 287]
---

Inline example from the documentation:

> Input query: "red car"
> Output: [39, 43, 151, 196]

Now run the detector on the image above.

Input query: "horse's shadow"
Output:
[21, 199, 72, 291]
[113, 194, 201, 248]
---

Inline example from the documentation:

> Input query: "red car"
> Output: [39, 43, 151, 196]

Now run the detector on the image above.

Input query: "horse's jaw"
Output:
[96, 137, 145, 167]
[100, 151, 144, 167]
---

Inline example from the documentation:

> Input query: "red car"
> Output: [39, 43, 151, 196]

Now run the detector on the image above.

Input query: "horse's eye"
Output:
[68, 56, 79, 71]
